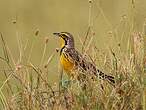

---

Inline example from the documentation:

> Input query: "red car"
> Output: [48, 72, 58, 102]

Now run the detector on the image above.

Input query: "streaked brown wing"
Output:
[64, 48, 94, 72]
[64, 48, 115, 85]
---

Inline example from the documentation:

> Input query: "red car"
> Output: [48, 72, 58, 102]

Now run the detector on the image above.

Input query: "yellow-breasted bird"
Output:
[53, 32, 115, 86]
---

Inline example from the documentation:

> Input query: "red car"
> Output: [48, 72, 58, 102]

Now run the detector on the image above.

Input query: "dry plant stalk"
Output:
[132, 32, 144, 66]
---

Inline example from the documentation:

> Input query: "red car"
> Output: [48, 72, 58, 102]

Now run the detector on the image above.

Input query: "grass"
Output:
[0, 0, 146, 110]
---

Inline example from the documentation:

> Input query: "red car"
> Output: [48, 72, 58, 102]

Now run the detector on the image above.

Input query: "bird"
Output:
[53, 32, 115, 86]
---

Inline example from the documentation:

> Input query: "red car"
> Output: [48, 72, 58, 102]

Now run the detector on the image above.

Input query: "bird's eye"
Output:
[61, 34, 68, 39]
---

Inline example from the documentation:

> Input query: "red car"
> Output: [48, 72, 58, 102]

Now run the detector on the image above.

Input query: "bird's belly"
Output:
[60, 55, 74, 73]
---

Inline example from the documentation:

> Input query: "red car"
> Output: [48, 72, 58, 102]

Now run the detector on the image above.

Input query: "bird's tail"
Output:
[95, 69, 115, 86]
[77, 59, 115, 86]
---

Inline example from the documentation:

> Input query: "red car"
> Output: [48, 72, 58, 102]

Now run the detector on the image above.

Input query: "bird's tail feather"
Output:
[78, 60, 115, 86]
[96, 69, 115, 86]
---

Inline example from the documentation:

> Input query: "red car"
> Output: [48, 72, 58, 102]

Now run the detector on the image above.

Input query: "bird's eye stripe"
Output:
[61, 33, 69, 38]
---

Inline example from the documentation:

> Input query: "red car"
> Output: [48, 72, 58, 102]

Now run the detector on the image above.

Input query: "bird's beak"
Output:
[53, 32, 60, 37]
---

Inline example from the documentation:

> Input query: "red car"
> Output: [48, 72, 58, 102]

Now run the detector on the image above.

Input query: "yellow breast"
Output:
[60, 54, 74, 73]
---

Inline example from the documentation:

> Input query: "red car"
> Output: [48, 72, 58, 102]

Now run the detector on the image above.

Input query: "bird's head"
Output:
[53, 32, 74, 48]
